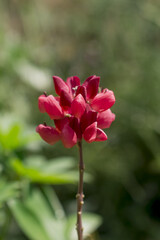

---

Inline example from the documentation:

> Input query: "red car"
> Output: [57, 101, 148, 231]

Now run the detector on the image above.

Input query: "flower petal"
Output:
[36, 124, 60, 145]
[44, 95, 64, 119]
[61, 124, 77, 148]
[91, 89, 115, 112]
[69, 117, 82, 140]
[54, 118, 69, 131]
[83, 122, 97, 143]
[80, 106, 97, 132]
[71, 94, 86, 119]
[86, 76, 100, 100]
[66, 76, 80, 95]
[83, 75, 96, 87]
[97, 109, 115, 129]
[53, 76, 69, 95]
[60, 90, 72, 110]
[95, 128, 108, 142]
[38, 94, 47, 113]
[76, 85, 87, 101]
[55, 96, 60, 103]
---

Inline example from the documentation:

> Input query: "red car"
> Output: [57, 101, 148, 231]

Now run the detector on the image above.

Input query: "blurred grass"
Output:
[0, 0, 160, 239]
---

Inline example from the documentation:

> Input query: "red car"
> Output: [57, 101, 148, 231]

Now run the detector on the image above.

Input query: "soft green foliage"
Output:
[0, 179, 19, 206]
[0, 119, 97, 239]
[0, 119, 37, 152]
[10, 156, 89, 184]
[1, 0, 160, 239]
[9, 187, 101, 240]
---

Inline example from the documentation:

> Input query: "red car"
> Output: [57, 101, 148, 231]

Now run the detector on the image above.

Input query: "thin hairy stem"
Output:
[76, 141, 85, 240]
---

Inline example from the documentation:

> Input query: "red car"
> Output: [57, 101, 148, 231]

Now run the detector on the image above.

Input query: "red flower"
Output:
[36, 75, 115, 148]
[97, 109, 115, 129]
[91, 89, 115, 112]
[71, 94, 86, 119]
[36, 124, 60, 145]
[38, 95, 63, 119]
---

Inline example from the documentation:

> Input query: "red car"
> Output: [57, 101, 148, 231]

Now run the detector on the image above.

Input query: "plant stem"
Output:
[76, 141, 85, 240]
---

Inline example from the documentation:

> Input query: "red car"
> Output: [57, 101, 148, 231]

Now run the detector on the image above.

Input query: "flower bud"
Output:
[38, 94, 47, 113]
[53, 76, 69, 95]
[85, 76, 100, 100]
[36, 124, 60, 145]
[44, 95, 64, 119]
[66, 76, 80, 95]
[71, 94, 86, 119]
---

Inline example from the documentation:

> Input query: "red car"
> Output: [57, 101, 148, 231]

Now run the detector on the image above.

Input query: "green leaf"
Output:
[42, 186, 66, 220]
[65, 213, 102, 240]
[9, 200, 51, 240]
[0, 179, 19, 205]
[0, 119, 38, 151]
[10, 158, 78, 184]
[0, 124, 21, 150]
[25, 156, 75, 173]
[24, 155, 47, 169]
[25, 189, 65, 240]
[9, 189, 66, 240]
[41, 157, 76, 174]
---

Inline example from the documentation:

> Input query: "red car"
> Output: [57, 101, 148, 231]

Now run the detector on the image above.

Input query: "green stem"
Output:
[76, 141, 85, 240]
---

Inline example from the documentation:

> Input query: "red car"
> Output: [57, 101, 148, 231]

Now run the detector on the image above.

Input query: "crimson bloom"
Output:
[36, 75, 115, 148]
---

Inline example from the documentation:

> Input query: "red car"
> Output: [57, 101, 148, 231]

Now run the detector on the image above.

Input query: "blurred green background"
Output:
[1, 0, 160, 239]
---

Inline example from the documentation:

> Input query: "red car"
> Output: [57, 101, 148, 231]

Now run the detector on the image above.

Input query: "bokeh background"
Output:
[1, 0, 160, 239]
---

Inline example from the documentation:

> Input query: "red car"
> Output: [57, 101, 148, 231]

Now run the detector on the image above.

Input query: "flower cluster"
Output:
[36, 75, 115, 148]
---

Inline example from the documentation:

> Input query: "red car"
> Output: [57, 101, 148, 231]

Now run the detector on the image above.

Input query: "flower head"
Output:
[36, 75, 115, 148]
